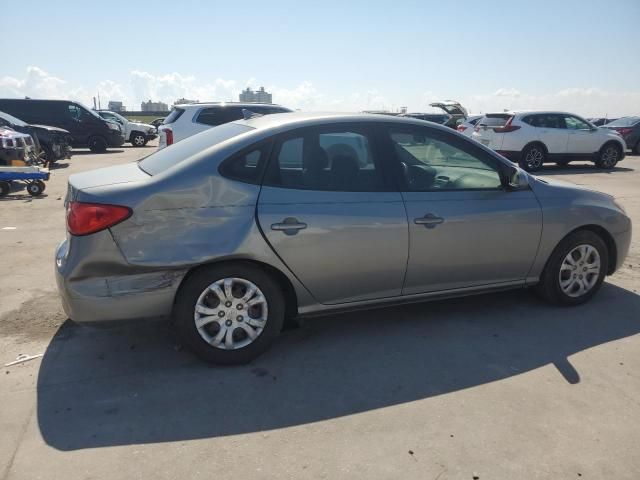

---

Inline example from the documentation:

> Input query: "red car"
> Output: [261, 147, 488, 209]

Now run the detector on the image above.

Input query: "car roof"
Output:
[483, 111, 585, 117]
[173, 102, 289, 110]
[230, 111, 455, 132]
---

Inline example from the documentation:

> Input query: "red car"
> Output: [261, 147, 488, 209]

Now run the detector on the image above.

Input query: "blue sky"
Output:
[2, 0, 639, 116]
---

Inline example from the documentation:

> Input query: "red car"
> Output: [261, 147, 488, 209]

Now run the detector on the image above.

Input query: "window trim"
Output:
[262, 123, 396, 192]
[381, 123, 509, 193]
[217, 139, 274, 185]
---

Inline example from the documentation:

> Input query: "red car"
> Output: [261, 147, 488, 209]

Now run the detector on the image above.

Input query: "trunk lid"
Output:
[473, 114, 512, 149]
[66, 162, 150, 202]
[429, 101, 468, 117]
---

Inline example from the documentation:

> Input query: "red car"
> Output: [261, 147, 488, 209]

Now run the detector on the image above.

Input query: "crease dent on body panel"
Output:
[106, 271, 185, 297]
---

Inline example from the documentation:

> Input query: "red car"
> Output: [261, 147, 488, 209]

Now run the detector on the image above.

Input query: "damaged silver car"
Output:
[56, 112, 632, 364]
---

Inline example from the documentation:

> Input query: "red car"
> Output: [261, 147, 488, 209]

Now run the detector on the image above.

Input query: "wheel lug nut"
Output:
[225, 301, 232, 307]
[237, 316, 243, 322]
[237, 304, 243, 310]
[218, 311, 225, 317]
[225, 320, 232, 326]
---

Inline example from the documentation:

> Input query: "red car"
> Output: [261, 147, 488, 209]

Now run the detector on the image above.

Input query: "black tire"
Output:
[174, 263, 285, 365]
[26, 181, 45, 196]
[88, 136, 108, 153]
[39, 144, 54, 167]
[634, 141, 640, 155]
[0, 181, 10, 198]
[519, 144, 546, 172]
[130, 132, 147, 147]
[595, 142, 621, 169]
[535, 230, 608, 306]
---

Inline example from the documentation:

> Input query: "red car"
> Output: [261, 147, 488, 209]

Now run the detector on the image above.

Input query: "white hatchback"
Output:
[471, 111, 626, 171]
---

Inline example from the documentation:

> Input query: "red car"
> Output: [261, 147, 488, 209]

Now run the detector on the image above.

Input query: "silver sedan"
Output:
[56, 112, 632, 364]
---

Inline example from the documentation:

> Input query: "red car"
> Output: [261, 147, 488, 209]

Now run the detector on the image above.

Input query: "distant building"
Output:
[141, 100, 169, 112]
[108, 101, 125, 112]
[175, 98, 198, 105]
[239, 87, 272, 104]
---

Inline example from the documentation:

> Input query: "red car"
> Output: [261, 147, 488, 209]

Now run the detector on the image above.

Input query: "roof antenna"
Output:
[242, 109, 263, 120]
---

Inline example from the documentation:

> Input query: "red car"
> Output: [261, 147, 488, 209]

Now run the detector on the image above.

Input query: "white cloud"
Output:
[1, 67, 639, 117]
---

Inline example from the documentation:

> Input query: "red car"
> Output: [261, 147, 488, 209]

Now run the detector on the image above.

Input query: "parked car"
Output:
[56, 112, 631, 364]
[157, 102, 292, 150]
[456, 114, 483, 137]
[97, 110, 157, 147]
[150, 117, 165, 129]
[0, 110, 72, 165]
[472, 111, 626, 171]
[0, 128, 37, 165]
[401, 101, 469, 129]
[0, 99, 125, 152]
[601, 117, 640, 154]
[588, 117, 617, 127]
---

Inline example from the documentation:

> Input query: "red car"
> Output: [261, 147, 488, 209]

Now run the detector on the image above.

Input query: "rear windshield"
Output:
[479, 114, 511, 127]
[605, 117, 640, 127]
[163, 107, 185, 124]
[138, 123, 253, 175]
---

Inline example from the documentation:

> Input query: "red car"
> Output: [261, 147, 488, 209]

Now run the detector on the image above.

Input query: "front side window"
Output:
[563, 115, 591, 130]
[264, 127, 384, 192]
[68, 104, 82, 121]
[389, 127, 502, 191]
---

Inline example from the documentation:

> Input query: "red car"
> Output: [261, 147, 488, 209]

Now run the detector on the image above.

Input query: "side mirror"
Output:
[506, 166, 530, 190]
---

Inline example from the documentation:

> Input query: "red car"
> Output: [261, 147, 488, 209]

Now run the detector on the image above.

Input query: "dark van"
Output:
[0, 99, 125, 152]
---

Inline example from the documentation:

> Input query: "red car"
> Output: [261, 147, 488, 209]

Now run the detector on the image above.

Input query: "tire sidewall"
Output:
[596, 143, 620, 169]
[174, 263, 285, 365]
[89, 136, 107, 153]
[541, 230, 609, 306]
[131, 133, 147, 147]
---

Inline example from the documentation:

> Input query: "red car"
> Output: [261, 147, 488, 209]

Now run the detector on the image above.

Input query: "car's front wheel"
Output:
[536, 230, 608, 305]
[519, 144, 546, 172]
[130, 132, 147, 147]
[595, 143, 621, 169]
[174, 263, 285, 365]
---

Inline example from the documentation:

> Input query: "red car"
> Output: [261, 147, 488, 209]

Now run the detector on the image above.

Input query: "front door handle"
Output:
[414, 213, 444, 229]
[271, 217, 307, 235]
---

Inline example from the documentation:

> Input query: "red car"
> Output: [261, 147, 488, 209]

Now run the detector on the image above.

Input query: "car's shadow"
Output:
[70, 149, 125, 156]
[37, 283, 640, 451]
[536, 164, 634, 175]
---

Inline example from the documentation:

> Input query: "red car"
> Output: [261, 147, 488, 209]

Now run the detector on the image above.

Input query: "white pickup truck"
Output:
[97, 111, 157, 147]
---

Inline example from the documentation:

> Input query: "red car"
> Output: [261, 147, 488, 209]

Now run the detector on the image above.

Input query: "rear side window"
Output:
[264, 127, 385, 192]
[602, 117, 640, 127]
[163, 108, 185, 124]
[219, 143, 271, 184]
[196, 107, 244, 126]
[138, 123, 253, 175]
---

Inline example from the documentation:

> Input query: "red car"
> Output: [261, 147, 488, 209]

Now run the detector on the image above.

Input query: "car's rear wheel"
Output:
[634, 140, 640, 155]
[0, 181, 10, 197]
[130, 132, 147, 147]
[519, 144, 546, 172]
[174, 263, 285, 365]
[88, 136, 107, 153]
[535, 230, 608, 305]
[595, 143, 621, 169]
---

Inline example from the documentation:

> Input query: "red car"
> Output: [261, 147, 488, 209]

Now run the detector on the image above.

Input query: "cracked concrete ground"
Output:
[1, 143, 639, 480]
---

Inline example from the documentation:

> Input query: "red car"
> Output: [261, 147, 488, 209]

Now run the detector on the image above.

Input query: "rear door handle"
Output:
[414, 213, 444, 228]
[271, 217, 307, 235]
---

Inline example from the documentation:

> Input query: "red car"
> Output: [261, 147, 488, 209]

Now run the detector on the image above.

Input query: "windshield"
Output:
[605, 117, 640, 127]
[74, 102, 103, 119]
[138, 123, 253, 175]
[0, 110, 28, 127]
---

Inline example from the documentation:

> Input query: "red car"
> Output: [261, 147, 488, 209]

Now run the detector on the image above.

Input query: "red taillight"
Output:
[67, 201, 131, 236]
[493, 116, 520, 133]
[165, 128, 174, 146]
[457, 125, 468, 132]
[616, 127, 632, 136]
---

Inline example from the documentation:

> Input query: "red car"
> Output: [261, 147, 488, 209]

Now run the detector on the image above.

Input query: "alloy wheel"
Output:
[558, 244, 601, 298]
[601, 146, 618, 167]
[525, 148, 543, 170]
[193, 278, 268, 350]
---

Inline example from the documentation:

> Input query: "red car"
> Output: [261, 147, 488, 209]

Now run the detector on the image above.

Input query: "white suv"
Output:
[158, 102, 291, 150]
[472, 111, 626, 171]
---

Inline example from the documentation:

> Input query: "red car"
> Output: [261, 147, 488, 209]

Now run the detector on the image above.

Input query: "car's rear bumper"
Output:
[55, 237, 185, 323]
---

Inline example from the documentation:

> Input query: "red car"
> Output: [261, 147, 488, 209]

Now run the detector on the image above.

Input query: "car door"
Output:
[257, 124, 409, 305]
[383, 124, 542, 295]
[563, 114, 599, 154]
[532, 114, 568, 154]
